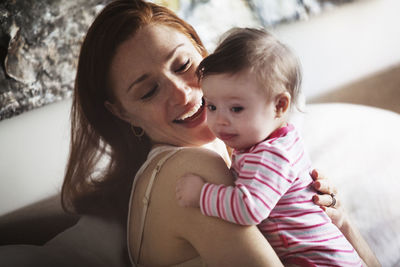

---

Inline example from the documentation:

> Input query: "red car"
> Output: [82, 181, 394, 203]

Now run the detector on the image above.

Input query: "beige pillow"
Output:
[302, 103, 400, 266]
[1, 103, 398, 266]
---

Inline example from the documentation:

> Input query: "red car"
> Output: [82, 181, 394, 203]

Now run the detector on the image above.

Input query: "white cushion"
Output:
[1, 103, 398, 266]
[302, 103, 400, 267]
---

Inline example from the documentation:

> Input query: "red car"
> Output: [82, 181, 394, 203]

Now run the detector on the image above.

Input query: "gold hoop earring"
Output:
[131, 125, 144, 139]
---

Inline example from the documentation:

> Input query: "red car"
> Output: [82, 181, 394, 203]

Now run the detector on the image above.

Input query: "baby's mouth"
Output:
[173, 99, 205, 124]
[218, 132, 237, 141]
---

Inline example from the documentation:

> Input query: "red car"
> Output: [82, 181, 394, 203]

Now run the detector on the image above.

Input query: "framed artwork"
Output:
[0, 0, 112, 121]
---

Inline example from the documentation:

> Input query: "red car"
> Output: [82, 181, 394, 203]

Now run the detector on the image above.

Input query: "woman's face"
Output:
[108, 24, 215, 147]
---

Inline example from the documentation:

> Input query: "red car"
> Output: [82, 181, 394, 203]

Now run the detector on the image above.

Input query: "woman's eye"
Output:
[175, 59, 191, 73]
[141, 85, 158, 100]
[207, 104, 216, 111]
[231, 106, 243, 113]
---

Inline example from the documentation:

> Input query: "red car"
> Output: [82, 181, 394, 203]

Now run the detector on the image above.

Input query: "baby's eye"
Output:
[231, 106, 243, 113]
[141, 85, 158, 100]
[207, 104, 216, 111]
[175, 59, 191, 73]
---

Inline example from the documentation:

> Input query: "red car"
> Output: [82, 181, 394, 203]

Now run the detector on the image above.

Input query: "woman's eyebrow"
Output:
[166, 43, 184, 61]
[127, 74, 149, 92]
[126, 43, 184, 92]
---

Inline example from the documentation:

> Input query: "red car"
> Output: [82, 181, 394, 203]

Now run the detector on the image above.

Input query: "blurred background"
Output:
[152, 0, 400, 114]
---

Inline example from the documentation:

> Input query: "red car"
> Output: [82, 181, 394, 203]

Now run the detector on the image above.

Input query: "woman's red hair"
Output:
[62, 0, 207, 221]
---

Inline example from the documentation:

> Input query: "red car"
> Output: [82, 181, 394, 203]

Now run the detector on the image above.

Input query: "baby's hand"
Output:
[176, 173, 205, 208]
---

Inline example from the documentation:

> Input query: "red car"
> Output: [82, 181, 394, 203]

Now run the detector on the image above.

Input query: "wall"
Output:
[271, 0, 400, 99]
[0, 99, 71, 216]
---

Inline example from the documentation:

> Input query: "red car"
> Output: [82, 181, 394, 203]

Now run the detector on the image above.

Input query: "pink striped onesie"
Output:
[200, 124, 362, 266]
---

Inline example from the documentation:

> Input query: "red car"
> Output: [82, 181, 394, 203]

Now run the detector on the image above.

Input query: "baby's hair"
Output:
[197, 27, 302, 109]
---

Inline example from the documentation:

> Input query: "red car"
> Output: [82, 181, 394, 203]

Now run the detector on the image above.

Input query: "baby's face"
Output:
[201, 69, 281, 150]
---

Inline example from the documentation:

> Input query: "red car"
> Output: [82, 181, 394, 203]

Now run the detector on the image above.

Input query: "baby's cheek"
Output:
[206, 112, 215, 127]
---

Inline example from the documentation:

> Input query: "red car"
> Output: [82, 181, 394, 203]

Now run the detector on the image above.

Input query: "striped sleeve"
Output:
[199, 145, 296, 225]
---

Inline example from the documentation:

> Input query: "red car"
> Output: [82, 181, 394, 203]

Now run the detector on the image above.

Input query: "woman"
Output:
[59, 0, 378, 266]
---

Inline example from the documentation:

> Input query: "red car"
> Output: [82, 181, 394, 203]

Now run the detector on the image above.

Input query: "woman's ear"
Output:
[275, 92, 291, 118]
[104, 101, 131, 123]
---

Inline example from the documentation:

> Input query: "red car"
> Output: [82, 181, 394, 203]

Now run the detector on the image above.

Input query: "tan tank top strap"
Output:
[133, 148, 183, 266]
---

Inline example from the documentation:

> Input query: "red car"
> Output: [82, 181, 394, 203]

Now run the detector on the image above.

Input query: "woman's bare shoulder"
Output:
[163, 147, 233, 185]
[176, 146, 223, 159]
[141, 147, 281, 266]
[151, 147, 281, 266]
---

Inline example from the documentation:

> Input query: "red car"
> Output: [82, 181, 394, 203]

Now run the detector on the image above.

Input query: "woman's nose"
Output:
[167, 78, 190, 106]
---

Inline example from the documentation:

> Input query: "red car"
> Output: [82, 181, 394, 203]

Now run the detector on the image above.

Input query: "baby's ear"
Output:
[275, 92, 291, 118]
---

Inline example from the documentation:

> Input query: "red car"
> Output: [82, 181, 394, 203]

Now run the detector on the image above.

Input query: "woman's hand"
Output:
[311, 169, 346, 229]
[176, 173, 205, 208]
[311, 169, 381, 266]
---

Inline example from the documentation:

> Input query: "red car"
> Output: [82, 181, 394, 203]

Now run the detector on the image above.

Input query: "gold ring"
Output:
[329, 193, 336, 208]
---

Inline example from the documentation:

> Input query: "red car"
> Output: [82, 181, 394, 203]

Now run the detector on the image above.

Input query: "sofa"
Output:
[1, 100, 400, 266]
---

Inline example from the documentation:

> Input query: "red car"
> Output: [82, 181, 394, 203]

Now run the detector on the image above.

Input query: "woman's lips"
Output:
[175, 101, 203, 121]
[173, 99, 206, 128]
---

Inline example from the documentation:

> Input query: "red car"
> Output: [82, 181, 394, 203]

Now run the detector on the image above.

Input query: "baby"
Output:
[176, 27, 362, 266]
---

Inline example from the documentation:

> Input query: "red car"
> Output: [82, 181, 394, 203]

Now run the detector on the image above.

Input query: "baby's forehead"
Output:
[202, 80, 268, 103]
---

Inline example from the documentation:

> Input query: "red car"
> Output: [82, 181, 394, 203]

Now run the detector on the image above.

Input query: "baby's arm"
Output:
[176, 173, 206, 208]
[176, 151, 295, 225]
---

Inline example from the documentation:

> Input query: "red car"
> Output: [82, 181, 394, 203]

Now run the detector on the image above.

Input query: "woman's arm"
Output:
[180, 206, 282, 267]
[340, 218, 381, 267]
[164, 147, 283, 267]
[311, 170, 381, 267]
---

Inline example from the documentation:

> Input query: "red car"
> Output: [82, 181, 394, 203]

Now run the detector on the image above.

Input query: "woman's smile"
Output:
[174, 98, 204, 122]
